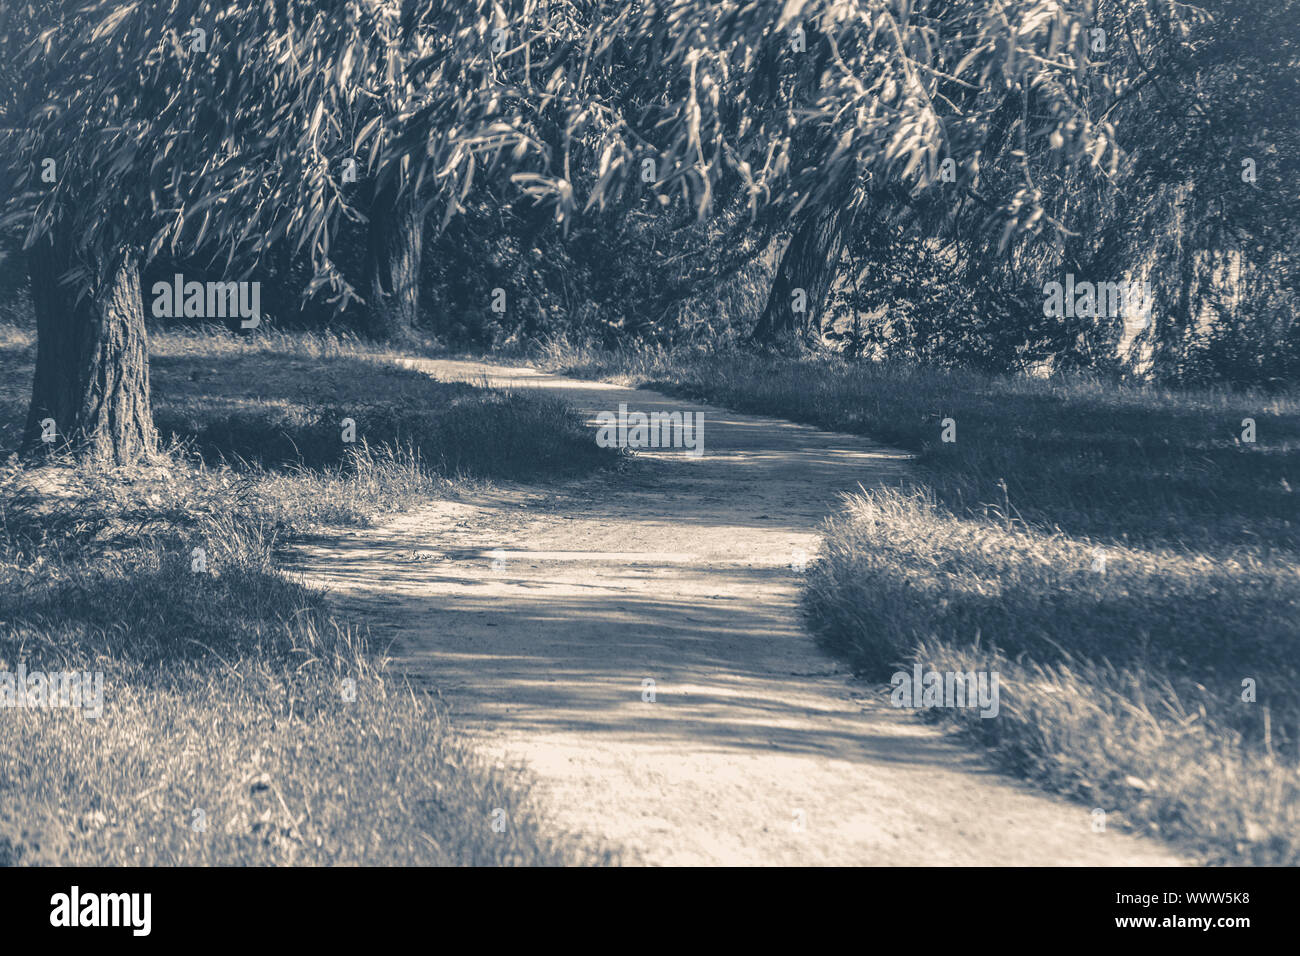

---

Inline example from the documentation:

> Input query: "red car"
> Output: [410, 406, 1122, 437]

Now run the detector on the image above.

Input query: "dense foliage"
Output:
[2, 0, 1296, 404]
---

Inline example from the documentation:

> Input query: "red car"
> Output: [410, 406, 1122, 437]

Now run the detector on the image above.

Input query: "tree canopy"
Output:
[0, 0, 1295, 460]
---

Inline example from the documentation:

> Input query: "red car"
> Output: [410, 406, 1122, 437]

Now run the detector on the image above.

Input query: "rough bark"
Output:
[366, 184, 423, 344]
[751, 202, 851, 344]
[23, 236, 156, 465]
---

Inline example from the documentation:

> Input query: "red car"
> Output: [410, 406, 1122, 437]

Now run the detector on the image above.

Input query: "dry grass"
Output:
[0, 316, 617, 866]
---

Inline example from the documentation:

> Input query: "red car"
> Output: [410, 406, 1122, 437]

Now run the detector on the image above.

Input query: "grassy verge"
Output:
[539, 341, 1300, 864]
[1, 319, 615, 865]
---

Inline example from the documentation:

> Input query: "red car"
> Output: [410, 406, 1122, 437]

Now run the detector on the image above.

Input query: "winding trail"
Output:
[290, 358, 1186, 866]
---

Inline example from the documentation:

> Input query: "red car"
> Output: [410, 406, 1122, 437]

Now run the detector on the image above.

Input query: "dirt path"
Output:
[290, 358, 1186, 866]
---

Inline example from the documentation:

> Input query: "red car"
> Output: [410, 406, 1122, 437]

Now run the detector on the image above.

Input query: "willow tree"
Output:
[1, 1, 324, 463]
[832, 0, 1300, 381]
[321, 1, 577, 342]
[1, 1, 161, 462]
[465, 0, 1133, 344]
[0, 0, 555, 463]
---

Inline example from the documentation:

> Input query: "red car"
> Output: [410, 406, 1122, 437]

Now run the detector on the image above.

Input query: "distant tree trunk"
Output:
[751, 203, 851, 344]
[22, 235, 156, 465]
[366, 184, 423, 344]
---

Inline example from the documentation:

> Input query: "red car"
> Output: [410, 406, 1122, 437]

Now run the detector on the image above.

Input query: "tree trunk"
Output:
[23, 236, 156, 465]
[751, 202, 851, 344]
[366, 184, 423, 344]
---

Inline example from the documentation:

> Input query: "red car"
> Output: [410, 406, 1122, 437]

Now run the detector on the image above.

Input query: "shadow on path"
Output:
[289, 358, 1187, 866]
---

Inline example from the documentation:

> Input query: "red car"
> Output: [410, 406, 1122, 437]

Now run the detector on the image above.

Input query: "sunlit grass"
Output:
[0, 320, 616, 865]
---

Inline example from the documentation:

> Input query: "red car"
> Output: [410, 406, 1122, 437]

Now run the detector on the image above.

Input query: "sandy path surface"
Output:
[289, 358, 1186, 866]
